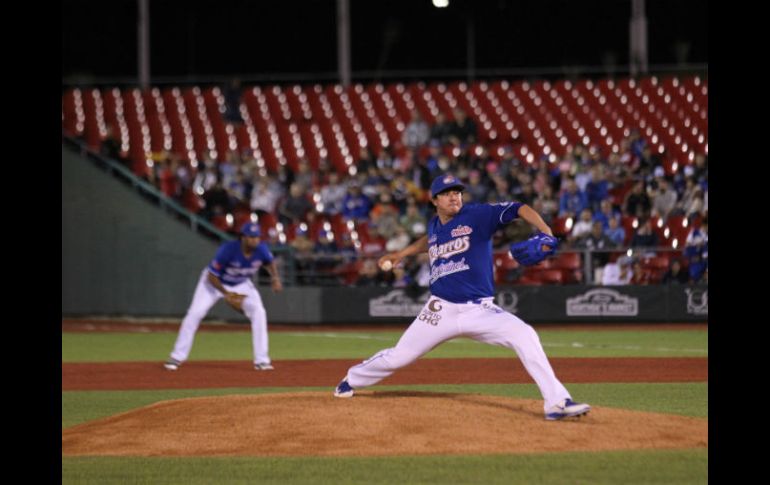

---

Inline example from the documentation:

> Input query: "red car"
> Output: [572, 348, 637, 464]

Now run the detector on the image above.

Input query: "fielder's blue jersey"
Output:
[207, 240, 274, 286]
[427, 202, 522, 303]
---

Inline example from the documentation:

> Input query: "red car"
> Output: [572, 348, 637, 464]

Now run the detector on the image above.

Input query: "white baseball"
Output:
[380, 260, 393, 271]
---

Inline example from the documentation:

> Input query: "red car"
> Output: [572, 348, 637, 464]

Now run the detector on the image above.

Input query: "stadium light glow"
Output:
[432, 0, 449, 8]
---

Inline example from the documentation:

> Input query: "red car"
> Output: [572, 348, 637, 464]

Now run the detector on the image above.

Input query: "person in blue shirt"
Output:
[333, 174, 590, 421]
[164, 223, 283, 371]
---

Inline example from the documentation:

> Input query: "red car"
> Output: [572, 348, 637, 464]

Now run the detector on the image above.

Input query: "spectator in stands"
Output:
[319, 172, 348, 216]
[605, 216, 626, 247]
[630, 260, 650, 285]
[623, 180, 651, 219]
[386, 226, 411, 253]
[533, 184, 559, 225]
[593, 198, 620, 230]
[661, 259, 689, 285]
[173, 157, 193, 202]
[293, 159, 316, 192]
[341, 182, 373, 222]
[464, 169, 490, 203]
[400, 201, 427, 239]
[226, 172, 249, 205]
[576, 221, 616, 268]
[447, 108, 477, 146]
[605, 151, 631, 186]
[569, 208, 595, 242]
[376, 146, 395, 171]
[684, 186, 706, 220]
[684, 217, 708, 283]
[488, 176, 512, 204]
[693, 153, 708, 187]
[154, 156, 177, 199]
[688, 252, 708, 284]
[275, 164, 295, 193]
[223, 78, 244, 125]
[390, 172, 422, 213]
[585, 165, 610, 212]
[201, 180, 233, 220]
[429, 112, 452, 145]
[519, 182, 537, 206]
[356, 146, 376, 174]
[250, 176, 283, 216]
[674, 177, 699, 217]
[391, 265, 413, 289]
[355, 258, 388, 287]
[370, 193, 400, 240]
[628, 128, 647, 161]
[278, 183, 313, 226]
[409, 154, 433, 193]
[651, 178, 678, 221]
[601, 256, 633, 286]
[290, 225, 315, 285]
[630, 218, 659, 249]
[558, 178, 588, 218]
[314, 229, 342, 274]
[402, 110, 430, 150]
[194, 164, 219, 195]
[637, 145, 659, 180]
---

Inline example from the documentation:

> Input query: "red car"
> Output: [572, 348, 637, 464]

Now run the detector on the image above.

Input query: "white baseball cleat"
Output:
[254, 363, 274, 370]
[163, 358, 181, 371]
[545, 398, 591, 420]
[334, 378, 355, 398]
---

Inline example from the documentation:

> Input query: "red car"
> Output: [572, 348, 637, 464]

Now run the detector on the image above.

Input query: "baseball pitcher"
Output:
[334, 174, 590, 420]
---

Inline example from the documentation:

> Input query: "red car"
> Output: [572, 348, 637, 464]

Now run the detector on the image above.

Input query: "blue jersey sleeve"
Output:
[477, 201, 523, 233]
[208, 243, 233, 277]
[259, 243, 275, 264]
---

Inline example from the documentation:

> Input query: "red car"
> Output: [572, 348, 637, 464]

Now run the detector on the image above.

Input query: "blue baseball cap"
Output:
[241, 222, 261, 237]
[430, 174, 465, 198]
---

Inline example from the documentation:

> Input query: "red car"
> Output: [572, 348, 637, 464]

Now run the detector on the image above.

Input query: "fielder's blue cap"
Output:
[430, 174, 465, 198]
[241, 222, 261, 237]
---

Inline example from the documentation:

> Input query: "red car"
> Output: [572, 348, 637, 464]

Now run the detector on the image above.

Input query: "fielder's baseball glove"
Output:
[508, 232, 559, 266]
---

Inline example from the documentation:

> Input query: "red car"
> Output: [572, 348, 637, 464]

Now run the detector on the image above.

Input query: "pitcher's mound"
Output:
[62, 391, 707, 457]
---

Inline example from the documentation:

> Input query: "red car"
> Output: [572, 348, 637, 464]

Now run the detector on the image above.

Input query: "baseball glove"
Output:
[224, 292, 246, 312]
[508, 232, 559, 266]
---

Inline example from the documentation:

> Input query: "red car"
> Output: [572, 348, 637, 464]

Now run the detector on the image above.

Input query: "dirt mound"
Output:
[62, 392, 707, 457]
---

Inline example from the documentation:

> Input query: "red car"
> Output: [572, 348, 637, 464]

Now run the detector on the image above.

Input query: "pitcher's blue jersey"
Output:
[427, 202, 522, 303]
[207, 240, 274, 286]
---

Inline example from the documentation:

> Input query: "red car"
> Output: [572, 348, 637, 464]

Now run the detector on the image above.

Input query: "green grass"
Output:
[62, 449, 707, 485]
[62, 382, 707, 428]
[62, 329, 707, 362]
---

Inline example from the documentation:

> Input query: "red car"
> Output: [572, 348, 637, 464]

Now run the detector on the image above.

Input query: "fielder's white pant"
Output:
[346, 296, 571, 411]
[169, 269, 271, 365]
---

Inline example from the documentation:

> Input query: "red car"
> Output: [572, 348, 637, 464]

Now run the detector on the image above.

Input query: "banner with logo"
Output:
[283, 285, 708, 324]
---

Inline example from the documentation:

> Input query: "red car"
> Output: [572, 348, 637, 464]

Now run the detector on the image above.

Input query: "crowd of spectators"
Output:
[106, 92, 708, 287]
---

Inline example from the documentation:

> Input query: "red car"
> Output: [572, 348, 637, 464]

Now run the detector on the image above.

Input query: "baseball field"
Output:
[62, 319, 708, 485]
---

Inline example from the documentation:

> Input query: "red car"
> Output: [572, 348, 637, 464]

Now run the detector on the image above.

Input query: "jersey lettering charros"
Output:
[427, 202, 521, 303]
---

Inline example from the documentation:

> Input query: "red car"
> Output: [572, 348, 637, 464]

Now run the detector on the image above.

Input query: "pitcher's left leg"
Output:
[465, 304, 570, 411]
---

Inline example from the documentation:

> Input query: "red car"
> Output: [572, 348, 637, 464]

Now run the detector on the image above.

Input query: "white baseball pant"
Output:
[346, 296, 571, 411]
[169, 269, 271, 365]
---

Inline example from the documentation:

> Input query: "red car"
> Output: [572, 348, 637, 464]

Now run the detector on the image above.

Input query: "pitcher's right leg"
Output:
[338, 297, 458, 395]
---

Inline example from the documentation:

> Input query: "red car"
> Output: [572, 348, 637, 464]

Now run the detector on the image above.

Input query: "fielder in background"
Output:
[164, 222, 283, 371]
[334, 174, 590, 420]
